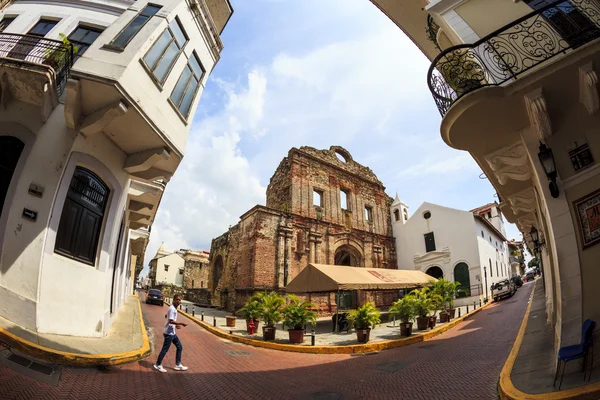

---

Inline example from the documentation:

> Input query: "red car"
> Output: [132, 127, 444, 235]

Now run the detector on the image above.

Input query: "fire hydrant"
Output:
[247, 319, 256, 335]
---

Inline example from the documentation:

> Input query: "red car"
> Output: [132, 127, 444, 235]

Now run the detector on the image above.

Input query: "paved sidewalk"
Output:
[510, 278, 600, 394]
[0, 295, 149, 365]
[175, 298, 480, 346]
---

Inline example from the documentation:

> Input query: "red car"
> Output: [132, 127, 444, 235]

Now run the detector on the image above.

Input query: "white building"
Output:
[149, 243, 185, 286]
[0, 0, 232, 337]
[391, 197, 511, 303]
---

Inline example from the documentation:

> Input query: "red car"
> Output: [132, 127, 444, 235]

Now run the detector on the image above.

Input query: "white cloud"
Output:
[140, 2, 511, 276]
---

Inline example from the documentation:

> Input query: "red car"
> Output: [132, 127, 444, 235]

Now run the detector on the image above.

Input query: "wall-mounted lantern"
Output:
[538, 142, 559, 198]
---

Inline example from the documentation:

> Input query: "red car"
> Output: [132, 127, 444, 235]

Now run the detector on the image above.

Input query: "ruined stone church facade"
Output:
[208, 146, 397, 312]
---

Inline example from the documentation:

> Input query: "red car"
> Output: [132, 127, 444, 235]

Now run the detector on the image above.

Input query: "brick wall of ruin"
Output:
[183, 259, 209, 289]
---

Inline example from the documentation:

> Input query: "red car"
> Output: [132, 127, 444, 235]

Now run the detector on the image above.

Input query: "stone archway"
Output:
[212, 255, 224, 291]
[425, 266, 444, 279]
[453, 262, 471, 297]
[334, 244, 362, 267]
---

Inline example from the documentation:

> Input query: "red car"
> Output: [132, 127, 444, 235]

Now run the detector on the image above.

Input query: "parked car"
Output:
[525, 271, 535, 282]
[146, 289, 164, 306]
[511, 275, 523, 288]
[491, 279, 516, 302]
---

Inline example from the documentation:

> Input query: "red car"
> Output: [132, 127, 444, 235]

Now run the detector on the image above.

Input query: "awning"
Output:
[285, 264, 436, 293]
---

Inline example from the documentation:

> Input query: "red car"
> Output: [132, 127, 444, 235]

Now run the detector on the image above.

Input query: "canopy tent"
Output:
[285, 264, 437, 293]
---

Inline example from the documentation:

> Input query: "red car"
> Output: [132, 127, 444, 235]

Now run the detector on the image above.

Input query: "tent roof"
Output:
[285, 264, 436, 293]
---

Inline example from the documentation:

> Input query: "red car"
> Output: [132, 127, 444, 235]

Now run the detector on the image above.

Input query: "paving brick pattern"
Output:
[0, 283, 533, 400]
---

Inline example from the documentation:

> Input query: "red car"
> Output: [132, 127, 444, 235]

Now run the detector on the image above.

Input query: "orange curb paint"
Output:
[498, 284, 600, 400]
[173, 300, 493, 354]
[0, 296, 151, 366]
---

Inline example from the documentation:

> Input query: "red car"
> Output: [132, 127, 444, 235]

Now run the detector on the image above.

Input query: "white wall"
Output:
[154, 253, 185, 286]
[392, 202, 481, 290]
[475, 218, 511, 298]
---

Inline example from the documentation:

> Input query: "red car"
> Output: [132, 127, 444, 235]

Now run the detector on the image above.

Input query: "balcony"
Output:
[427, 0, 600, 116]
[0, 33, 73, 97]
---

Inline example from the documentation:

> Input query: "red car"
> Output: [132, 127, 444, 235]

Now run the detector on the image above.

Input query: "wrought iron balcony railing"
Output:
[0, 33, 73, 97]
[427, 0, 600, 116]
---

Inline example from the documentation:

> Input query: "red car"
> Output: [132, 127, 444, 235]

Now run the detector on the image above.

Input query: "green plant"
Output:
[253, 291, 285, 327]
[410, 288, 432, 318]
[237, 298, 263, 321]
[446, 281, 461, 310]
[347, 301, 381, 330]
[282, 295, 317, 330]
[44, 34, 78, 69]
[389, 296, 418, 324]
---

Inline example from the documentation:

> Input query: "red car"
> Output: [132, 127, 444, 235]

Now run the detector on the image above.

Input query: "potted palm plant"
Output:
[237, 297, 263, 334]
[428, 290, 444, 328]
[255, 292, 284, 341]
[389, 296, 417, 337]
[432, 279, 450, 323]
[347, 301, 381, 343]
[282, 295, 317, 344]
[410, 288, 432, 330]
[446, 281, 461, 319]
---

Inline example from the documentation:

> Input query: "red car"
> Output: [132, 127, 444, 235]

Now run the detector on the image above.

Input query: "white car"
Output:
[491, 279, 516, 302]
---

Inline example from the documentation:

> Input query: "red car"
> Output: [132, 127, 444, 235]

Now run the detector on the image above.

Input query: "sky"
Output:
[140, 0, 525, 277]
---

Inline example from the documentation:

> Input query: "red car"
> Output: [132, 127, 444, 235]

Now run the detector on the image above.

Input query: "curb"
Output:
[0, 295, 151, 366]
[171, 301, 493, 354]
[498, 283, 600, 400]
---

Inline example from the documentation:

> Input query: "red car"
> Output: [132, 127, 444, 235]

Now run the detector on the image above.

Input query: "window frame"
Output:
[365, 205, 373, 223]
[107, 4, 162, 50]
[28, 18, 59, 37]
[168, 51, 205, 121]
[393, 209, 400, 221]
[68, 24, 104, 60]
[164, 264, 169, 272]
[0, 16, 17, 32]
[141, 17, 188, 86]
[340, 189, 350, 211]
[53, 167, 110, 266]
[424, 232, 436, 253]
[313, 188, 323, 207]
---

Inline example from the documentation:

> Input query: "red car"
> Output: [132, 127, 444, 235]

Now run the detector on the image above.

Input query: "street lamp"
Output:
[538, 142, 559, 198]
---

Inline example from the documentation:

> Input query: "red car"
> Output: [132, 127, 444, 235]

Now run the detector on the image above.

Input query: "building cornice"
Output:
[14, 0, 131, 16]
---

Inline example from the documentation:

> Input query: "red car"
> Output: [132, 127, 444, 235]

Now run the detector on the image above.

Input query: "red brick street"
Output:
[0, 282, 533, 400]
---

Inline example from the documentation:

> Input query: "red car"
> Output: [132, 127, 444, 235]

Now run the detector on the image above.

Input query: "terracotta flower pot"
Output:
[263, 326, 277, 341]
[400, 322, 413, 337]
[449, 309, 456, 319]
[416, 316, 430, 330]
[429, 316, 437, 328]
[288, 329, 305, 344]
[225, 315, 236, 327]
[356, 328, 371, 343]
[439, 312, 450, 323]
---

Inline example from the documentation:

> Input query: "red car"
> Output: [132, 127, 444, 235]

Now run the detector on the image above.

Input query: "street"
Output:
[0, 282, 533, 400]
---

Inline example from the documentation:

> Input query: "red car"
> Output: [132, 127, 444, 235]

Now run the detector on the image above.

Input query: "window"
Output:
[313, 189, 322, 207]
[394, 209, 400, 221]
[179, 268, 184, 275]
[487, 211, 492, 219]
[365, 206, 372, 223]
[496, 241, 498, 248]
[29, 19, 58, 37]
[68, 25, 103, 59]
[164, 265, 169, 272]
[403, 210, 408, 221]
[496, 261, 499, 277]
[110, 4, 162, 49]
[54, 167, 109, 265]
[143, 18, 187, 84]
[489, 259, 493, 277]
[489, 236, 492, 243]
[481, 230, 484, 238]
[192, 279, 194, 287]
[424, 232, 436, 253]
[423, 211, 431, 219]
[170, 52, 204, 118]
[0, 16, 16, 32]
[340, 189, 348, 210]
[200, 281, 204, 288]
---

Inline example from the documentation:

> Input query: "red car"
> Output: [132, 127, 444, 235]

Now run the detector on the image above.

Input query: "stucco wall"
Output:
[454, 0, 531, 39]
[154, 253, 185, 286]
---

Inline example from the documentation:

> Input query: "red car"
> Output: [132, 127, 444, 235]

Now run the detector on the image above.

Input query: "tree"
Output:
[528, 257, 539, 269]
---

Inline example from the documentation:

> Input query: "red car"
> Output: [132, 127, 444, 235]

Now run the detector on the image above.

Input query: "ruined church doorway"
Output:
[0, 136, 24, 220]
[212, 255, 223, 291]
[334, 245, 361, 267]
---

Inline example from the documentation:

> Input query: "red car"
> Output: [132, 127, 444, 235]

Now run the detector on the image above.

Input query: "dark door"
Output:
[525, 1, 600, 48]
[0, 136, 24, 220]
